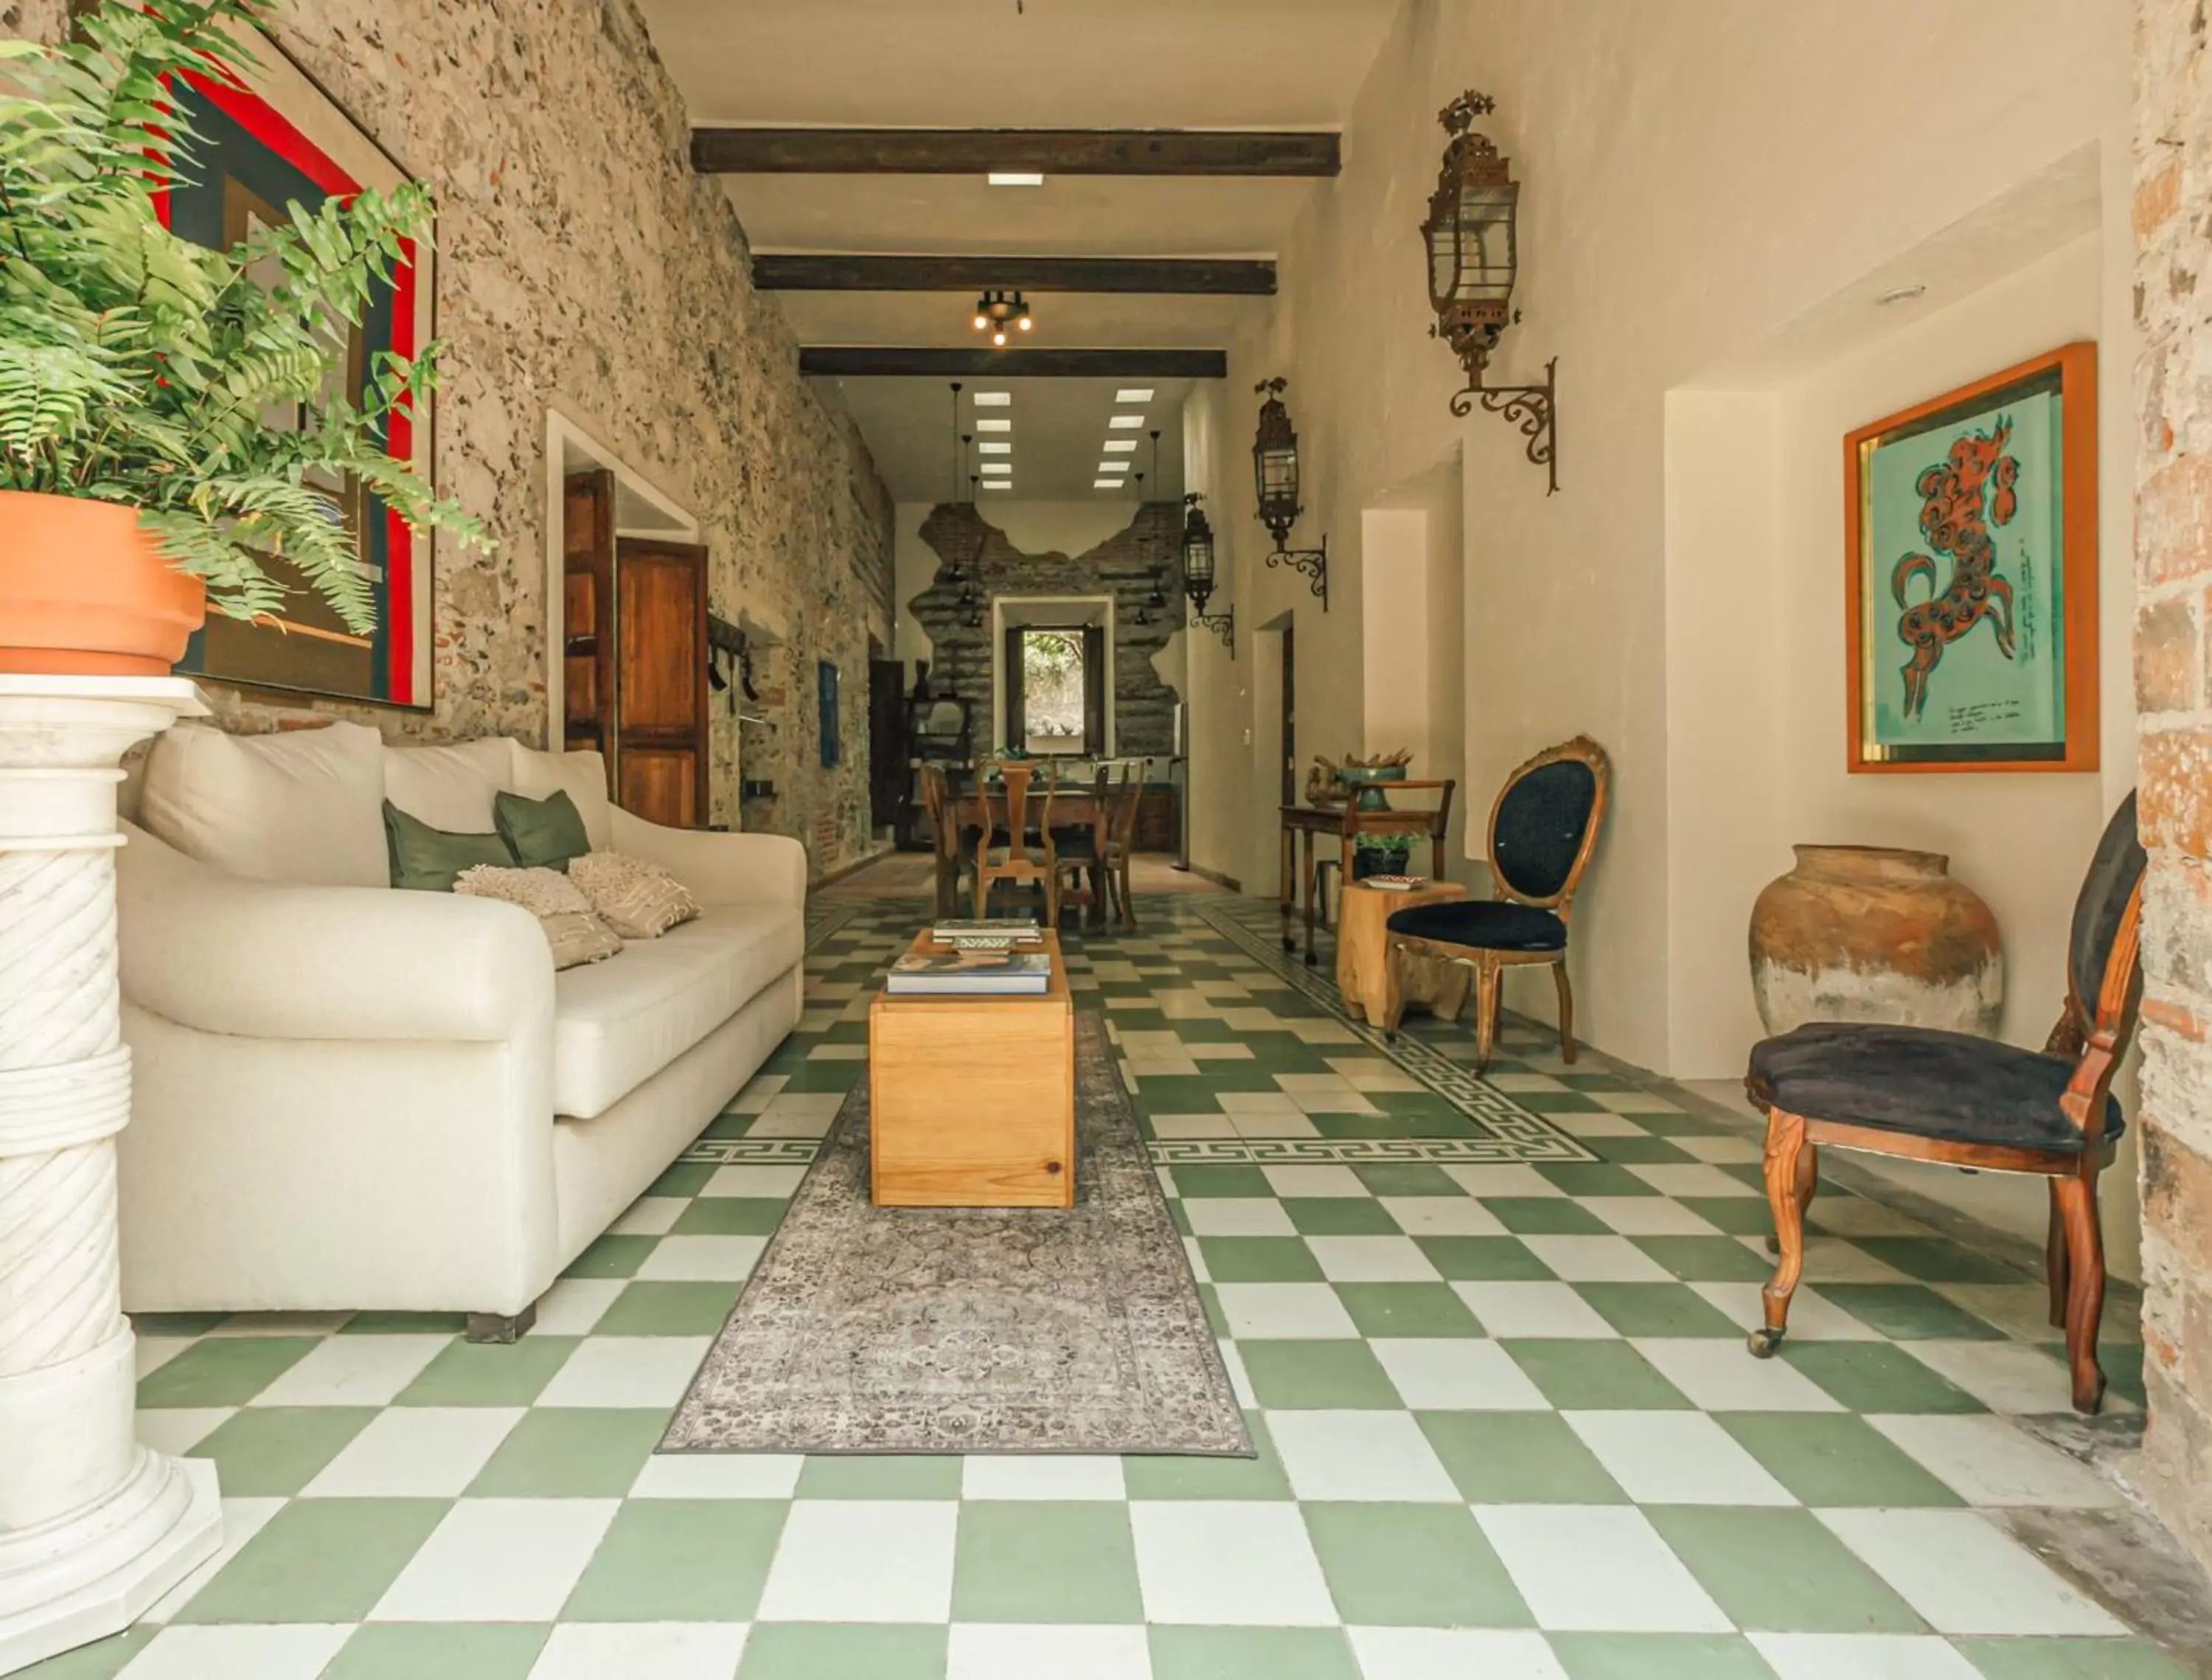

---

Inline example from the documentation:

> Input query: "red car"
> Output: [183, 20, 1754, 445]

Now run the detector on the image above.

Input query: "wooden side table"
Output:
[1336, 880, 1474, 1026]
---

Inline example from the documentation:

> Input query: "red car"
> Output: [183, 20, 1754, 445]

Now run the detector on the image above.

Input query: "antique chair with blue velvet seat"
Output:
[1382, 736, 1609, 1072]
[1742, 794, 2146, 1414]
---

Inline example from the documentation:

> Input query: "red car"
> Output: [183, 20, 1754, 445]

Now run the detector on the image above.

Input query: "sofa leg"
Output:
[465, 1305, 536, 1344]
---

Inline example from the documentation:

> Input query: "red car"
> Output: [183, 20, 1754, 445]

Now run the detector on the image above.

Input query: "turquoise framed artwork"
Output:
[1845, 342, 2098, 773]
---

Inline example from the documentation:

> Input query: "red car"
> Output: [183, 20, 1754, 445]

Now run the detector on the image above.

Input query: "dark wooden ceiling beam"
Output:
[754, 254, 1276, 296]
[692, 127, 1338, 178]
[798, 347, 1227, 379]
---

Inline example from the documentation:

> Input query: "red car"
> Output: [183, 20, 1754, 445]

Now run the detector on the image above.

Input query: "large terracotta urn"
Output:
[1749, 845, 2002, 1037]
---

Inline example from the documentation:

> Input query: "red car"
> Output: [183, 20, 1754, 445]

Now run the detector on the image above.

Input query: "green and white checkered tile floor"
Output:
[38, 886, 2187, 1680]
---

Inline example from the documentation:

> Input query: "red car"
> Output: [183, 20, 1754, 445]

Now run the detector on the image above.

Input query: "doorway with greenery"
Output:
[1005, 624, 1106, 754]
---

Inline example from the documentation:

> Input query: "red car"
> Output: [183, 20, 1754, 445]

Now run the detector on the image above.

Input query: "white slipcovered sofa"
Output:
[113, 723, 804, 1336]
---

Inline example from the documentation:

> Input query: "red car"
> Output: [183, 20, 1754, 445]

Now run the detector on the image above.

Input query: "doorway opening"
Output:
[1015, 627, 1100, 754]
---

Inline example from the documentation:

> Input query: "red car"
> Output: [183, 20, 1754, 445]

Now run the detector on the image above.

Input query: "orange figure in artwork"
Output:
[1891, 419, 2020, 720]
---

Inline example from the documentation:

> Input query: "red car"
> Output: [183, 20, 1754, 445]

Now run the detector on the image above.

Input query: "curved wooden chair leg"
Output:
[2045, 1179, 2071, 1330]
[1750, 1108, 1807, 1358]
[1767, 1139, 1820, 1257]
[1552, 962, 1576, 1063]
[1471, 961, 1502, 1073]
[2053, 1170, 2107, 1413]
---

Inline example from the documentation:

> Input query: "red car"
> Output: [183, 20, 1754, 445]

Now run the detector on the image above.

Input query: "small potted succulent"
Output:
[0, 0, 481, 676]
[1352, 833, 1413, 881]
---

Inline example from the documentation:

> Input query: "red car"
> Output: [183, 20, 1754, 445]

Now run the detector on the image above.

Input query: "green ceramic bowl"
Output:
[1336, 764, 1407, 811]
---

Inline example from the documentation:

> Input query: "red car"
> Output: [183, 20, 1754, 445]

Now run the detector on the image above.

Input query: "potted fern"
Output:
[0, 0, 481, 676]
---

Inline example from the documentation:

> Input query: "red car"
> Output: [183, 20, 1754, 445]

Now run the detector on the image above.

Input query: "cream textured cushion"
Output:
[568, 851, 701, 939]
[383, 737, 521, 832]
[453, 864, 623, 971]
[140, 720, 388, 888]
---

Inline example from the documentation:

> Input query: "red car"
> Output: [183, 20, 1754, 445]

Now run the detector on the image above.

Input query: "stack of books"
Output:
[887, 947, 1052, 996]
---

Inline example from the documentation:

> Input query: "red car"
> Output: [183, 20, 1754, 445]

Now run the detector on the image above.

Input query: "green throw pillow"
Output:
[495, 788, 592, 872]
[383, 802, 515, 892]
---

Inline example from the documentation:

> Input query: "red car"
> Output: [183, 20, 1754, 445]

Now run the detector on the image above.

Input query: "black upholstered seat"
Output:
[1748, 1021, 2123, 1153]
[1388, 898, 1567, 953]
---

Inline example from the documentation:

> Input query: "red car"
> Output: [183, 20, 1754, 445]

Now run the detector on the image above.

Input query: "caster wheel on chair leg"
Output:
[1746, 1327, 1785, 1359]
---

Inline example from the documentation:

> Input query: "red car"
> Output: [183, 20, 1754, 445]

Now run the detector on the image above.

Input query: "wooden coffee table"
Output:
[868, 928, 1074, 1209]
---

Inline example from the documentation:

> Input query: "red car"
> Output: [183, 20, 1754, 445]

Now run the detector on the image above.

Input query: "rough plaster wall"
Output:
[905, 501, 1186, 757]
[1183, 0, 2129, 1070]
[2132, 0, 2212, 1580]
[7, 0, 895, 877]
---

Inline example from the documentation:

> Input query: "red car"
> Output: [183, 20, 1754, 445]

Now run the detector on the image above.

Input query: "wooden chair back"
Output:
[1485, 737, 1607, 919]
[975, 761, 1057, 913]
[919, 764, 959, 864]
[1107, 768, 1143, 855]
[2052, 794, 2148, 1137]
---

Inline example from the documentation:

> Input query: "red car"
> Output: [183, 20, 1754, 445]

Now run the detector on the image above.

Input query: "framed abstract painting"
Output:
[1844, 342, 2097, 773]
[157, 27, 438, 709]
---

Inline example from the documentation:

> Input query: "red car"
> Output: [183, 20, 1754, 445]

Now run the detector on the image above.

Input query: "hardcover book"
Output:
[887, 949, 1053, 996]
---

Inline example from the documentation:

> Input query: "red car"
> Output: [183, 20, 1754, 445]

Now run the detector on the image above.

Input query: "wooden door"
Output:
[613, 537, 709, 827]
[1082, 625, 1107, 756]
[869, 658, 906, 827]
[1280, 623, 1297, 807]
[562, 471, 614, 765]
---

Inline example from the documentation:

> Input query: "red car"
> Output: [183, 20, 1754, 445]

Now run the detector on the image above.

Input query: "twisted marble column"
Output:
[0, 676, 220, 1675]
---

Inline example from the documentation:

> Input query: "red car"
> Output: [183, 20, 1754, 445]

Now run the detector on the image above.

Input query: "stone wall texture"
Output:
[9, 0, 895, 878]
[2134, 0, 2212, 1576]
[908, 502, 1186, 757]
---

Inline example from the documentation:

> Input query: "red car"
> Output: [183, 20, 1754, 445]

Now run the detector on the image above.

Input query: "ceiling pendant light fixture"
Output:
[971, 288, 1034, 349]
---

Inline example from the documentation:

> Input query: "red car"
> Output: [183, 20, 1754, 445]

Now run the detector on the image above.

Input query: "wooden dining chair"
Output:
[1103, 766, 1142, 929]
[1382, 737, 1608, 1073]
[974, 760, 1060, 925]
[918, 763, 971, 921]
[1744, 793, 2146, 1414]
[1050, 765, 1110, 931]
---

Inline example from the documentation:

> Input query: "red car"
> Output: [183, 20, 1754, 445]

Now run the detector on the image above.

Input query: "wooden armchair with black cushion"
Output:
[1743, 793, 2146, 1414]
[1383, 737, 1609, 1073]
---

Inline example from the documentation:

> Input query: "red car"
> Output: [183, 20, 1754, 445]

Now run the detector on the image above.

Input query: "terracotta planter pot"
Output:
[0, 491, 206, 676]
[1749, 844, 2003, 1037]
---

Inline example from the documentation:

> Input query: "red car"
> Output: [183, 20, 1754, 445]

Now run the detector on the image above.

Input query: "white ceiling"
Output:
[636, 0, 1402, 498]
[834, 376, 1190, 503]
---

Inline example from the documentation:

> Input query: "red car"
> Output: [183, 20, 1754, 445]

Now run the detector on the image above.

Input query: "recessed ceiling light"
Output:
[1107, 415, 1144, 429]
[974, 392, 1012, 407]
[1102, 439, 1137, 453]
[1093, 479, 1120, 490]
[979, 462, 1012, 475]
[1115, 388, 1154, 403]
[977, 441, 1012, 455]
[1097, 461, 1130, 474]
[987, 172, 1045, 187]
[983, 481, 1013, 490]
[975, 417, 1012, 432]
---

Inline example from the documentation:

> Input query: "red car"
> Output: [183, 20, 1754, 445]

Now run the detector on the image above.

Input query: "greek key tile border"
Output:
[1192, 900, 1595, 1164]
[681, 1139, 824, 1165]
[1148, 1137, 1576, 1166]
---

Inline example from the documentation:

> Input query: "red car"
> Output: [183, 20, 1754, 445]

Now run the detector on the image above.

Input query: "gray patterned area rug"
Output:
[660, 1013, 1252, 1458]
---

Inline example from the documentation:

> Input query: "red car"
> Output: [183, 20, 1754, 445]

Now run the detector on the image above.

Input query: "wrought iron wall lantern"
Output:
[1421, 91, 1558, 494]
[1251, 378, 1329, 608]
[1182, 493, 1234, 656]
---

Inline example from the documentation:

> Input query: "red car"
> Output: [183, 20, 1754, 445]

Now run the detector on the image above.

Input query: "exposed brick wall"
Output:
[4, 0, 897, 881]
[908, 502, 1186, 757]
[2135, 0, 2212, 1574]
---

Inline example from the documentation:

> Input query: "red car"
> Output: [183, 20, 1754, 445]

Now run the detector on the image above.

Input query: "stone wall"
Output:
[9, 0, 895, 878]
[2133, 0, 2212, 1577]
[907, 502, 1186, 757]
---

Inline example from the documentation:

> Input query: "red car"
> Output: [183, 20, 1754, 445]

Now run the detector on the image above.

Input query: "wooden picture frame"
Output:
[1844, 342, 2097, 774]
[158, 22, 439, 710]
